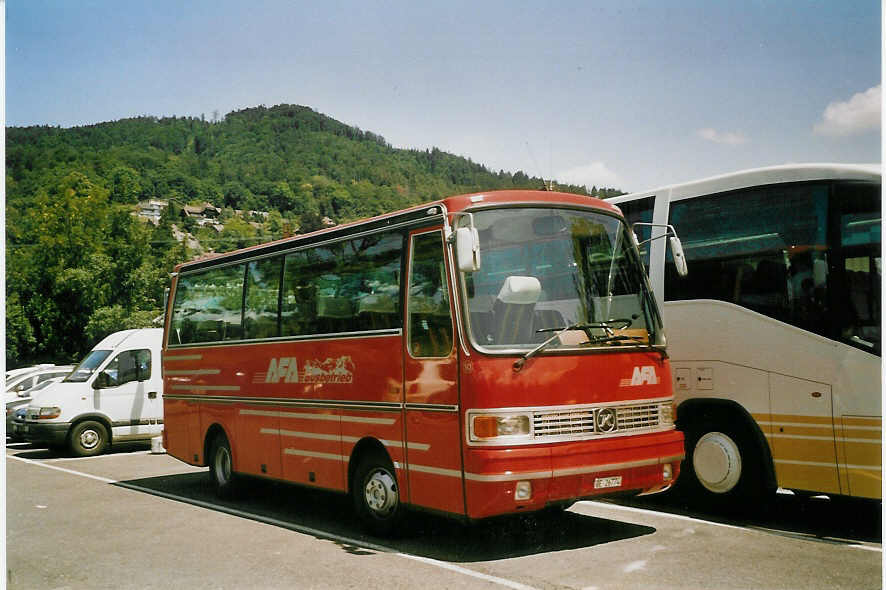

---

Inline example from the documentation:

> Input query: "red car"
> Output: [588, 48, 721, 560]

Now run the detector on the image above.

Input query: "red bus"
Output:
[162, 190, 684, 534]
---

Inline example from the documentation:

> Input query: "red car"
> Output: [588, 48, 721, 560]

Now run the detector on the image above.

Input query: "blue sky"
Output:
[6, 0, 881, 192]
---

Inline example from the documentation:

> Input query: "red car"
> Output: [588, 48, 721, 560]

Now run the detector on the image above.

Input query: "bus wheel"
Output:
[209, 433, 238, 499]
[680, 418, 766, 509]
[352, 452, 403, 536]
[69, 421, 109, 457]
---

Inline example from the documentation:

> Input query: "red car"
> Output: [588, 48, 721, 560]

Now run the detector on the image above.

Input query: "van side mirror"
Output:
[669, 236, 688, 277]
[455, 226, 481, 272]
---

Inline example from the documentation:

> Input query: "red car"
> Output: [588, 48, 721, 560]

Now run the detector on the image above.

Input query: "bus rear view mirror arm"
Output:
[632, 222, 689, 277]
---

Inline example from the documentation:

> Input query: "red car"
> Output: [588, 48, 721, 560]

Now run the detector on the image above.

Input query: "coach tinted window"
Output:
[616, 196, 655, 271]
[665, 183, 830, 335]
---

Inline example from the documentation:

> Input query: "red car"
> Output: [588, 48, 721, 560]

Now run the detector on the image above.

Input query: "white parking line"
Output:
[9, 454, 542, 590]
[578, 500, 882, 553]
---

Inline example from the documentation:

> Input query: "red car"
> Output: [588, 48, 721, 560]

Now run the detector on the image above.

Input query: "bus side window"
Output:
[408, 232, 452, 358]
[244, 256, 282, 340]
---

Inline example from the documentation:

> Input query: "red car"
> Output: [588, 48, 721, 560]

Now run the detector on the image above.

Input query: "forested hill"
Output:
[5, 103, 624, 366]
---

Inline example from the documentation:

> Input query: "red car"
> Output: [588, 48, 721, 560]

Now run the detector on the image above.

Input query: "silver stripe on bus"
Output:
[552, 455, 683, 478]
[283, 449, 347, 462]
[261, 429, 430, 451]
[405, 403, 459, 412]
[170, 385, 241, 391]
[164, 354, 203, 361]
[163, 395, 402, 413]
[241, 408, 396, 425]
[407, 464, 464, 478]
[163, 369, 221, 376]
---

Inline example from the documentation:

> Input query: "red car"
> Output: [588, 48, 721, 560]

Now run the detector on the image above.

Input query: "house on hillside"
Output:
[137, 199, 169, 225]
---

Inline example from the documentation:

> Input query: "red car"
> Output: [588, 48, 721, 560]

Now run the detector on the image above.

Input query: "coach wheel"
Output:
[353, 452, 403, 536]
[679, 416, 769, 510]
[209, 433, 238, 499]
[69, 420, 109, 457]
[693, 431, 743, 494]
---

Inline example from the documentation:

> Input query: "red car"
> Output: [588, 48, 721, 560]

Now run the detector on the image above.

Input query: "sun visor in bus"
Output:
[497, 276, 542, 305]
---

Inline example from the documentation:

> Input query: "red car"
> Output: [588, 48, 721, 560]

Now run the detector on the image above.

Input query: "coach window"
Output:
[617, 196, 655, 272]
[665, 183, 829, 335]
[244, 256, 283, 340]
[408, 231, 453, 357]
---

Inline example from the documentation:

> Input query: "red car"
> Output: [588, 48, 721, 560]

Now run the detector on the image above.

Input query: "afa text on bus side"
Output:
[161, 189, 685, 534]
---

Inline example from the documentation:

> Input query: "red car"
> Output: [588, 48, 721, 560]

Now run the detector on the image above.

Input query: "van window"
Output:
[66, 350, 112, 383]
[102, 349, 151, 387]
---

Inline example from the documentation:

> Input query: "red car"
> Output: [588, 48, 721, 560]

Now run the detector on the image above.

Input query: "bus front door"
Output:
[403, 229, 464, 515]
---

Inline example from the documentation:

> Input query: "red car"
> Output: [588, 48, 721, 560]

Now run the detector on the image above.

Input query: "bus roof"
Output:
[608, 163, 881, 204]
[174, 189, 618, 273]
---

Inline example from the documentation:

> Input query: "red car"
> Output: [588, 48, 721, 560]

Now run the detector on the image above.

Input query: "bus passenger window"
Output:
[408, 232, 452, 358]
[171, 264, 245, 344]
[244, 257, 282, 340]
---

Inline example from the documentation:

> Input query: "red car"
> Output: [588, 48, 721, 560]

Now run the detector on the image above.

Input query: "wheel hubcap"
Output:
[693, 431, 742, 494]
[364, 469, 398, 516]
[80, 429, 100, 449]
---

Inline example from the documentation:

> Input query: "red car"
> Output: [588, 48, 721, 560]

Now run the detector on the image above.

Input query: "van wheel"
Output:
[70, 421, 109, 457]
[209, 433, 239, 499]
[352, 451, 403, 536]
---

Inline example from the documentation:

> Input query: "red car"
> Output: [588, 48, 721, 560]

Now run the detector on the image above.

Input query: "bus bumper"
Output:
[462, 429, 684, 519]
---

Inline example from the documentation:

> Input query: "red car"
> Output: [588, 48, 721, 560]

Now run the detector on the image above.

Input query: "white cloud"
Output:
[814, 85, 881, 137]
[556, 161, 622, 189]
[696, 128, 748, 145]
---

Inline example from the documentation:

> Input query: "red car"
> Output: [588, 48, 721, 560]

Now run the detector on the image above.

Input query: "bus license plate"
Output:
[594, 476, 622, 489]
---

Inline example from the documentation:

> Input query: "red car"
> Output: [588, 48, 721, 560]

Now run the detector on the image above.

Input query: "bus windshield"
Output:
[65, 350, 111, 383]
[461, 207, 662, 351]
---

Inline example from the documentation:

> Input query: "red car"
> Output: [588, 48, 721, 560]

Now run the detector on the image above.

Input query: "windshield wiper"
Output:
[581, 334, 645, 346]
[513, 318, 634, 372]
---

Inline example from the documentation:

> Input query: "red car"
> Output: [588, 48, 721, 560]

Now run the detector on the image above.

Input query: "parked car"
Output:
[22, 329, 163, 456]
[6, 376, 65, 442]
[5, 364, 74, 398]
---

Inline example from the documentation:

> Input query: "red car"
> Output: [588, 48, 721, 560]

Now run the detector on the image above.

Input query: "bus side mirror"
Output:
[669, 236, 688, 277]
[455, 226, 481, 272]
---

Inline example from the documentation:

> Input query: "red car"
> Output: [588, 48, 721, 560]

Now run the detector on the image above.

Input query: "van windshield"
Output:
[65, 350, 111, 383]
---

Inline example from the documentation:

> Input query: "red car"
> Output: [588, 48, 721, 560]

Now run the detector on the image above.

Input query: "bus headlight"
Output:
[659, 402, 674, 427]
[470, 413, 531, 442]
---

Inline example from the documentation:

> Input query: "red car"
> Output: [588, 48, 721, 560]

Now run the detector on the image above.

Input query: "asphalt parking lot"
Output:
[6, 441, 882, 590]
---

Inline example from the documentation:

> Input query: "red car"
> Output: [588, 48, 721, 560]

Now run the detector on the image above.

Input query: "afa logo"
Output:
[264, 357, 300, 383]
[619, 365, 659, 387]
[257, 356, 355, 384]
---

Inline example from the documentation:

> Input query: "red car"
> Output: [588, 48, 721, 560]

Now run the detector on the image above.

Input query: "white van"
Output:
[22, 328, 164, 456]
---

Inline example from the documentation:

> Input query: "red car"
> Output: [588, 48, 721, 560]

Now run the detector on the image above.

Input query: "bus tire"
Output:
[69, 420, 109, 457]
[679, 414, 768, 510]
[208, 432, 239, 500]
[352, 451, 404, 536]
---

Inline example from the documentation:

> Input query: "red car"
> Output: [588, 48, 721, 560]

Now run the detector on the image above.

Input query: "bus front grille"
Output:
[532, 402, 665, 439]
